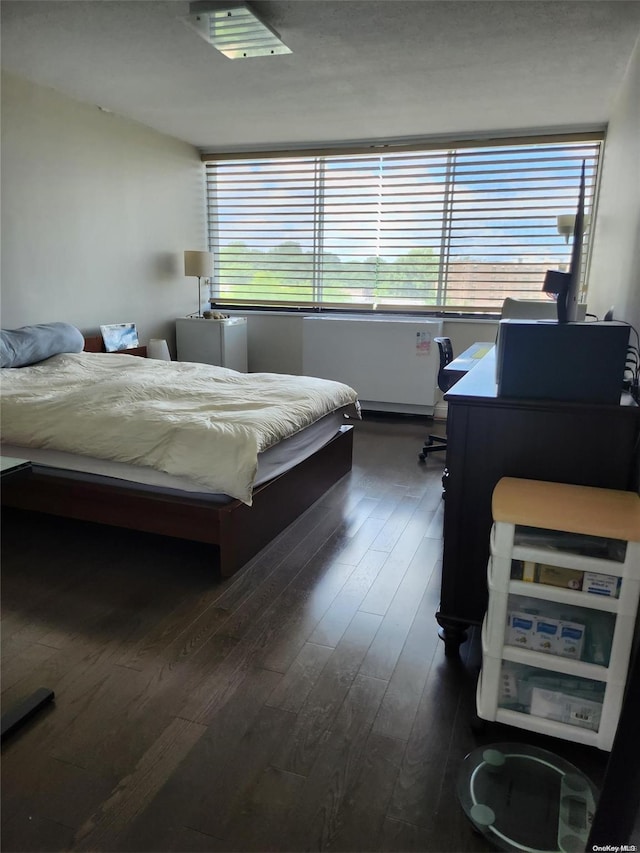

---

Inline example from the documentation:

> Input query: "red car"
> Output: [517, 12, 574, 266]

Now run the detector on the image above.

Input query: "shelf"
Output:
[487, 555, 629, 612]
[494, 707, 600, 748]
[508, 544, 625, 575]
[490, 523, 630, 575]
[500, 646, 610, 682]
[480, 482, 640, 752]
[507, 579, 620, 613]
[491, 478, 640, 544]
[475, 678, 601, 748]
[481, 618, 611, 682]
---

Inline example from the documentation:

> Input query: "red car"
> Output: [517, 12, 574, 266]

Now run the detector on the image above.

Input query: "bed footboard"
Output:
[1, 425, 354, 578]
[217, 424, 354, 575]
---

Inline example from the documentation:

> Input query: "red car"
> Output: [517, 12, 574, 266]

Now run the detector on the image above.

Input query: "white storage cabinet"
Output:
[176, 317, 248, 372]
[477, 477, 640, 751]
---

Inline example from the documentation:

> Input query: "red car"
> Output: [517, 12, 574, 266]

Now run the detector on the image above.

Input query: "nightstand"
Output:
[82, 335, 147, 357]
[118, 345, 147, 357]
[175, 317, 247, 371]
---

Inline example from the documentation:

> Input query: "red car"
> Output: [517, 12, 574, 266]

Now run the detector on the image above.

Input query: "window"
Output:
[204, 135, 601, 314]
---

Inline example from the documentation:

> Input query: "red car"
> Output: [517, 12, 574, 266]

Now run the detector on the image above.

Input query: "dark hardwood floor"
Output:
[1, 416, 609, 852]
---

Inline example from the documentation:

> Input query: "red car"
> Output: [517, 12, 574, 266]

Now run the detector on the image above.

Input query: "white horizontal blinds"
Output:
[444, 142, 600, 310]
[206, 137, 600, 311]
[207, 151, 448, 308]
[207, 157, 318, 305]
[321, 152, 447, 308]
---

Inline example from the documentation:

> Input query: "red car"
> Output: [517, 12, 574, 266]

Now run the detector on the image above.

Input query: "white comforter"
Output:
[0, 352, 359, 504]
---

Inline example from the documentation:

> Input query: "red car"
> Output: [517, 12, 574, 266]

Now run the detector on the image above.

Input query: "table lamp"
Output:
[184, 250, 214, 317]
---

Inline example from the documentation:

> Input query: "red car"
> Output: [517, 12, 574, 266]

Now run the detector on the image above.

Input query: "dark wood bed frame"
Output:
[1, 336, 355, 577]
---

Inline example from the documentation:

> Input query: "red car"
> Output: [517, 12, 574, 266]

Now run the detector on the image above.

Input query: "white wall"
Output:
[0, 72, 206, 352]
[587, 34, 640, 330]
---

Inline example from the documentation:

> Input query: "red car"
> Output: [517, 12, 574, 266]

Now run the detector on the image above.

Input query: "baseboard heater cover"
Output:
[302, 316, 443, 414]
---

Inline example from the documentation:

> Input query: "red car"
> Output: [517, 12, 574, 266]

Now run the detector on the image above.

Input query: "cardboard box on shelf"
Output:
[582, 571, 621, 598]
[532, 616, 560, 654]
[506, 611, 536, 648]
[557, 620, 585, 660]
[537, 564, 584, 591]
[530, 687, 602, 731]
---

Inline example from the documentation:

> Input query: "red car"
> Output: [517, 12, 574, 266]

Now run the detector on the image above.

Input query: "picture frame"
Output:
[100, 322, 139, 352]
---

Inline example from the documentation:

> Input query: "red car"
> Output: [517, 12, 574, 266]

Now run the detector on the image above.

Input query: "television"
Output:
[543, 161, 586, 323]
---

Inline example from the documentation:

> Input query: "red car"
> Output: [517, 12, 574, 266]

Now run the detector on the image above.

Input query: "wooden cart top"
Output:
[492, 477, 640, 543]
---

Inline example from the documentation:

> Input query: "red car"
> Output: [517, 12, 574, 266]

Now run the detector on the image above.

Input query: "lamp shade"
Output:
[184, 250, 213, 278]
[557, 213, 591, 242]
[148, 338, 171, 361]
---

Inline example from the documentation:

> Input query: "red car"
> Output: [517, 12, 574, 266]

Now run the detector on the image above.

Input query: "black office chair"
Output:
[419, 336, 456, 462]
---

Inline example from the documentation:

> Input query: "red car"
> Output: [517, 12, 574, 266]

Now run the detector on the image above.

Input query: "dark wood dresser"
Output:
[437, 347, 640, 655]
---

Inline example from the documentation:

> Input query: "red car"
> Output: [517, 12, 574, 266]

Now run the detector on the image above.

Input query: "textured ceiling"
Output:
[2, 1, 640, 151]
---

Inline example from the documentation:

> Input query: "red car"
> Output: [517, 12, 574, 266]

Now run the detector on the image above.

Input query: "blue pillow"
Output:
[0, 322, 85, 368]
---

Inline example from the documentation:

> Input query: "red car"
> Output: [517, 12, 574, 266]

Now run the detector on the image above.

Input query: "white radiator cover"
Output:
[302, 316, 443, 414]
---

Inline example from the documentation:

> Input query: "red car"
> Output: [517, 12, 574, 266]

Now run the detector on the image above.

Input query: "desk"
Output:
[444, 341, 494, 380]
[437, 347, 640, 655]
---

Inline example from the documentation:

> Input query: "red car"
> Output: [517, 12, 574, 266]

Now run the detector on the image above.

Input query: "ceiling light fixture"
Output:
[183, 1, 292, 59]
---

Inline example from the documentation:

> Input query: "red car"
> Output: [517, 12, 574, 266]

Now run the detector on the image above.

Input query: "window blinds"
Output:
[204, 136, 601, 313]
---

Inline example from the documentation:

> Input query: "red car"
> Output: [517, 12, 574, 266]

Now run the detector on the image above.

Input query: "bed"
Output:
[0, 324, 358, 577]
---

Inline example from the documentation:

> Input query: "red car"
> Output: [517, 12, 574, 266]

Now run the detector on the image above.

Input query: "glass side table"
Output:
[457, 742, 598, 853]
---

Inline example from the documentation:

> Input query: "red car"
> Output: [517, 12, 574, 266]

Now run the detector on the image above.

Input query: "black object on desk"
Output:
[437, 346, 639, 656]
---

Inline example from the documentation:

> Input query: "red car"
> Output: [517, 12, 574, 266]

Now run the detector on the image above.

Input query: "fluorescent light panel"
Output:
[184, 2, 291, 59]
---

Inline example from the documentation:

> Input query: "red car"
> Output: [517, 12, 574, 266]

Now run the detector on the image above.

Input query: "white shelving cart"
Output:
[477, 477, 640, 751]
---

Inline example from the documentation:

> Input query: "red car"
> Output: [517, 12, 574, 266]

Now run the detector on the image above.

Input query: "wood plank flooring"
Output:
[1, 416, 609, 852]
